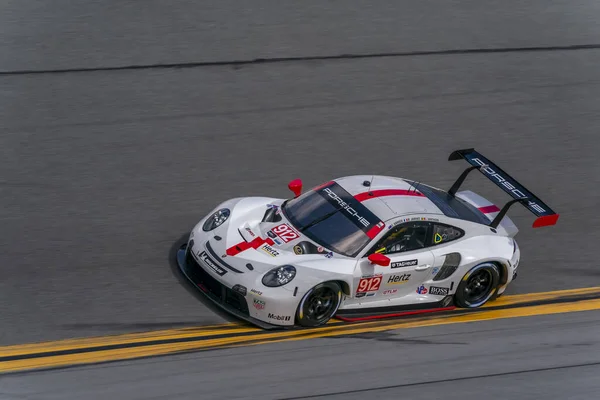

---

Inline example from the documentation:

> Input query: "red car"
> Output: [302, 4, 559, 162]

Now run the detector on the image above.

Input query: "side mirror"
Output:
[368, 253, 390, 267]
[288, 179, 303, 198]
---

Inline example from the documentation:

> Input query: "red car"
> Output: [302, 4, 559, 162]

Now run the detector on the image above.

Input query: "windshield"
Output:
[282, 181, 384, 257]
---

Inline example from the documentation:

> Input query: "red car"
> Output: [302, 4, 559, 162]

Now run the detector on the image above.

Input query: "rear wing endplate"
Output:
[448, 148, 559, 229]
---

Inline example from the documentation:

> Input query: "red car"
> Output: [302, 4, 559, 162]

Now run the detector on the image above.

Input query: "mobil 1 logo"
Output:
[391, 259, 418, 269]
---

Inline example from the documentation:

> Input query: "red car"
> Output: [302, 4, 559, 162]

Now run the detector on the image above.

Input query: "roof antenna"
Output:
[362, 175, 375, 196]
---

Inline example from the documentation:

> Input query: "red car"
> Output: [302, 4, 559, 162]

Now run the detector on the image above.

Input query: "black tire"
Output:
[454, 263, 500, 308]
[296, 281, 343, 327]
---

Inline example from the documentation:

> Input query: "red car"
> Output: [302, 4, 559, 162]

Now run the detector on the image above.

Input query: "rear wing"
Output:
[447, 148, 559, 229]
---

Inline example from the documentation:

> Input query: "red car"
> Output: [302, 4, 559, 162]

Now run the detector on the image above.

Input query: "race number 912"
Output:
[272, 224, 300, 243]
[357, 276, 382, 293]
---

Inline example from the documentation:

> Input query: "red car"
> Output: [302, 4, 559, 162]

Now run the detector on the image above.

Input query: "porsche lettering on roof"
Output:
[322, 187, 370, 227]
[317, 182, 381, 232]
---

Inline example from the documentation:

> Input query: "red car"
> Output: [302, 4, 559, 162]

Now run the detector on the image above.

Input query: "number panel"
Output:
[356, 276, 382, 293]
[271, 224, 300, 243]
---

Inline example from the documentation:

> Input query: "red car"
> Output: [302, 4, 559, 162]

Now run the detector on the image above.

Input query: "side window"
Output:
[432, 223, 464, 245]
[367, 222, 431, 256]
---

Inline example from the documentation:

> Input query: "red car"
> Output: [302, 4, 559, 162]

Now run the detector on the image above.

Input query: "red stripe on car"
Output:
[366, 223, 385, 239]
[354, 189, 424, 202]
[226, 236, 275, 256]
[335, 307, 456, 322]
[478, 205, 501, 213]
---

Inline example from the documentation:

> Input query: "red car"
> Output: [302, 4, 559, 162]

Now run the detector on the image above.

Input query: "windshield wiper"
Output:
[298, 207, 342, 232]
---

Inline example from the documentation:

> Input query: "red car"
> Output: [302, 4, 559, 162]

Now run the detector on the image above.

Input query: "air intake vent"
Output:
[433, 252, 461, 281]
[262, 207, 282, 223]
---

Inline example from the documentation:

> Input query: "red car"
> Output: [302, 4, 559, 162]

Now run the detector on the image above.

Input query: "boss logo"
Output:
[429, 286, 450, 296]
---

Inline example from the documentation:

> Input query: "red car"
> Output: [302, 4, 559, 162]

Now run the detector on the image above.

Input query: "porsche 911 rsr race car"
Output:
[176, 148, 559, 329]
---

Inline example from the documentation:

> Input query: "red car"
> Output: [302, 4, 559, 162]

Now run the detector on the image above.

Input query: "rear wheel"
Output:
[296, 282, 342, 327]
[454, 263, 500, 308]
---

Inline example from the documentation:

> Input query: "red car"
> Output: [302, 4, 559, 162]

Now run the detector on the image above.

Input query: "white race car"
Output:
[176, 148, 559, 328]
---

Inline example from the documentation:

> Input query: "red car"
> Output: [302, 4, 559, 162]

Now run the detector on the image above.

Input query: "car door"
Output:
[356, 221, 435, 299]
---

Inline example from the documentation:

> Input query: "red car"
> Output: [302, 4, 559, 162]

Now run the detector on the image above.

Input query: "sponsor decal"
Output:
[387, 274, 411, 284]
[391, 259, 418, 268]
[250, 288, 263, 296]
[357, 275, 382, 294]
[273, 238, 283, 245]
[356, 293, 366, 298]
[429, 286, 450, 296]
[271, 223, 300, 243]
[470, 157, 547, 214]
[196, 251, 227, 276]
[253, 299, 266, 310]
[267, 231, 277, 238]
[322, 187, 371, 227]
[245, 227, 256, 237]
[366, 292, 376, 297]
[431, 267, 440, 275]
[416, 285, 428, 294]
[259, 244, 280, 257]
[434, 233, 443, 244]
[293, 245, 303, 255]
[268, 313, 291, 322]
[324, 251, 333, 258]
[383, 289, 398, 295]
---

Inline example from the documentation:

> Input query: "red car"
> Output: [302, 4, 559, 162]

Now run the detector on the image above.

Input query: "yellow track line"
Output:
[4, 285, 597, 357]
[487, 286, 600, 308]
[3, 298, 600, 374]
[0, 321, 378, 373]
[0, 325, 260, 358]
[229, 298, 600, 348]
[4, 286, 597, 357]
[2, 286, 600, 374]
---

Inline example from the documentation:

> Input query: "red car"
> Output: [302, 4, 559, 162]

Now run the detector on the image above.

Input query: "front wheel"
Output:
[454, 263, 500, 308]
[296, 282, 342, 327]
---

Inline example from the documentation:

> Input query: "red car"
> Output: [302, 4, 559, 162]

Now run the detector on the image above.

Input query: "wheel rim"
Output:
[304, 287, 338, 322]
[463, 269, 494, 304]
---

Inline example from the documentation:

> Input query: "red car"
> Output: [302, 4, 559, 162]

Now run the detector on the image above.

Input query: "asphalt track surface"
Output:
[1, 0, 600, 397]
[2, 311, 600, 399]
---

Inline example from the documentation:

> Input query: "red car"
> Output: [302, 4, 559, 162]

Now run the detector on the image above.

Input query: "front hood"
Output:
[195, 197, 343, 275]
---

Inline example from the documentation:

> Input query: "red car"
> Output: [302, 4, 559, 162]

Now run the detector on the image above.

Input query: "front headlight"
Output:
[202, 208, 230, 231]
[262, 265, 296, 287]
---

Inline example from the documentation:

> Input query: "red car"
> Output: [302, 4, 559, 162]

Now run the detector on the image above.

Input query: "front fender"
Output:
[288, 263, 355, 299]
